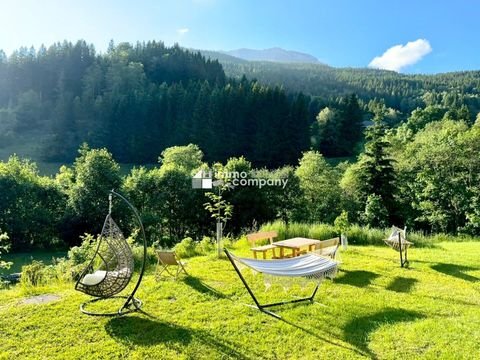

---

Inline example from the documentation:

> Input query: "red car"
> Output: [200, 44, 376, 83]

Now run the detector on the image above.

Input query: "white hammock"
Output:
[230, 252, 338, 280]
[384, 226, 412, 268]
[384, 226, 412, 251]
[225, 249, 338, 318]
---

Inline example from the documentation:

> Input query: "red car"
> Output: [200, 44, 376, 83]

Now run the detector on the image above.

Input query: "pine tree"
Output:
[358, 112, 398, 225]
[339, 94, 363, 154]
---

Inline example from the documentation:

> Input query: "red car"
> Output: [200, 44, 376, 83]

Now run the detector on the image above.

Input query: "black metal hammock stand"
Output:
[75, 190, 147, 316]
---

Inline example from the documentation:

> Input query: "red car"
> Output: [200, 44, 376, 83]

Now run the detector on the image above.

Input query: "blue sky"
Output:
[0, 0, 478, 74]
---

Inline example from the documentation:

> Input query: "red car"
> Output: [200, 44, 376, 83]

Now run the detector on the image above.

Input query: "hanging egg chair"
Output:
[75, 190, 147, 316]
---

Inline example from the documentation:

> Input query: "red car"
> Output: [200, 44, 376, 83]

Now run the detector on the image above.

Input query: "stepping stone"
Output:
[20, 294, 61, 305]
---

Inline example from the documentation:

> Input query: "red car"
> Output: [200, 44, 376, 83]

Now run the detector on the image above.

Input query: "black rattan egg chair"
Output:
[75, 190, 147, 316]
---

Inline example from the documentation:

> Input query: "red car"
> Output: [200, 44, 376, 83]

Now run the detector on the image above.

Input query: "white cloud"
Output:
[368, 39, 432, 72]
[177, 28, 189, 35]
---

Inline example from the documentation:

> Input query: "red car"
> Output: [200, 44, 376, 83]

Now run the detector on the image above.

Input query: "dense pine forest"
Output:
[1, 40, 480, 251]
[204, 50, 480, 116]
[2, 40, 480, 167]
[0, 40, 314, 166]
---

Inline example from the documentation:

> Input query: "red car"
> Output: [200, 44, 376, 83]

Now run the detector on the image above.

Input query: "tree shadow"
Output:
[343, 308, 425, 359]
[278, 317, 365, 357]
[105, 316, 191, 347]
[182, 276, 227, 299]
[335, 270, 380, 288]
[386, 277, 418, 293]
[431, 263, 480, 283]
[105, 316, 258, 359]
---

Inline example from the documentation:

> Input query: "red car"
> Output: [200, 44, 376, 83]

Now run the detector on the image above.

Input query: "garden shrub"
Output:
[129, 241, 157, 270]
[20, 261, 54, 287]
[174, 237, 198, 258]
[0, 230, 12, 271]
[67, 233, 99, 278]
[0, 156, 66, 250]
[51, 257, 74, 283]
[197, 236, 215, 255]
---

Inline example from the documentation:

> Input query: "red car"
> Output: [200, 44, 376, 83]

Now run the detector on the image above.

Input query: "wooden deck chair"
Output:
[155, 251, 188, 280]
[384, 226, 412, 267]
[247, 231, 278, 259]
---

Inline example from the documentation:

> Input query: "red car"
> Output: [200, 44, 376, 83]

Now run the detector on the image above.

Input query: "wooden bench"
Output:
[247, 231, 279, 259]
[314, 237, 340, 259]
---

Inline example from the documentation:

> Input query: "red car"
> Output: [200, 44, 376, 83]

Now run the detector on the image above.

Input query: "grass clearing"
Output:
[1, 242, 480, 359]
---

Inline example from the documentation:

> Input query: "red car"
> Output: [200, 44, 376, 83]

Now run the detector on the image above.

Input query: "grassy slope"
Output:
[1, 242, 479, 359]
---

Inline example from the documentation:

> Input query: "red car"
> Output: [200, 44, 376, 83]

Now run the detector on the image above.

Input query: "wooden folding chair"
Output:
[155, 250, 188, 280]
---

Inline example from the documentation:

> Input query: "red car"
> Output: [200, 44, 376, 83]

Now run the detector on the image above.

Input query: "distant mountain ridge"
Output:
[224, 47, 320, 64]
[197, 47, 480, 117]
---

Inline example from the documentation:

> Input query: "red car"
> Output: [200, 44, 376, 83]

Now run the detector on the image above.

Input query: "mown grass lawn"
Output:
[1, 242, 480, 359]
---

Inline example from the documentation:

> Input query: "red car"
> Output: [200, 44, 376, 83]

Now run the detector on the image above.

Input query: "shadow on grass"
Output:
[279, 317, 365, 357]
[335, 270, 380, 288]
[105, 316, 258, 359]
[343, 308, 425, 359]
[182, 276, 227, 299]
[105, 316, 192, 347]
[386, 277, 418, 293]
[431, 263, 480, 282]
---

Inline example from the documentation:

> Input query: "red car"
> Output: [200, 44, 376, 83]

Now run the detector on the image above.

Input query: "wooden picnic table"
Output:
[273, 237, 321, 258]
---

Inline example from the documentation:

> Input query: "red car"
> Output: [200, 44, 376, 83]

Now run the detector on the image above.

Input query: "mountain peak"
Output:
[225, 47, 320, 64]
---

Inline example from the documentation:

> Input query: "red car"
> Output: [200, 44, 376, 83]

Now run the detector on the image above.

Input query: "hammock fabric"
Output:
[384, 227, 412, 251]
[225, 249, 338, 319]
[229, 252, 338, 280]
[384, 226, 412, 267]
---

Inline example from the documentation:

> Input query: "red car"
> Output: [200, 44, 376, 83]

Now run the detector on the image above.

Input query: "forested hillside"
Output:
[2, 40, 480, 250]
[201, 50, 480, 116]
[0, 40, 312, 167]
[1, 40, 480, 167]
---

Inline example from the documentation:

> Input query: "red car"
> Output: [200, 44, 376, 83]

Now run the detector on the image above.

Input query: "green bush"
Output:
[67, 234, 99, 279]
[63, 145, 123, 244]
[129, 242, 157, 270]
[174, 237, 198, 258]
[0, 156, 66, 250]
[20, 261, 53, 287]
[221, 236, 235, 250]
[51, 257, 74, 283]
[0, 230, 12, 271]
[334, 210, 350, 234]
[198, 236, 215, 255]
[171, 236, 218, 258]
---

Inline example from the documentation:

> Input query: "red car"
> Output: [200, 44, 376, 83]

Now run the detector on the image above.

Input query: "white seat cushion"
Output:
[81, 270, 107, 286]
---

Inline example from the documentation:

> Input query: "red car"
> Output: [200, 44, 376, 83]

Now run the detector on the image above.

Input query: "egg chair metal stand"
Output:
[75, 190, 147, 316]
